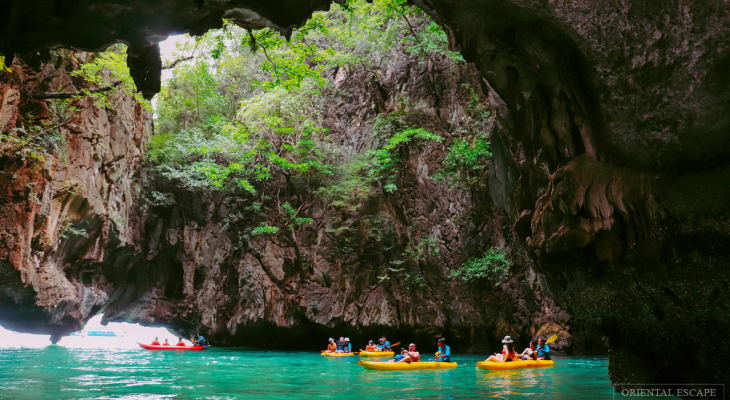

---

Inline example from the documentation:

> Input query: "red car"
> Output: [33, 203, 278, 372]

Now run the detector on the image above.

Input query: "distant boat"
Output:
[68, 330, 125, 337]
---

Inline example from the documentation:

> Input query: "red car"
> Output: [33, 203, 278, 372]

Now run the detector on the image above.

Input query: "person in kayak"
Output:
[361, 340, 377, 352]
[326, 338, 337, 352]
[344, 337, 352, 353]
[151, 337, 161, 345]
[392, 347, 407, 362]
[163, 339, 171, 346]
[193, 335, 208, 346]
[378, 336, 391, 351]
[176, 337, 186, 346]
[519, 341, 537, 360]
[435, 338, 451, 362]
[335, 337, 346, 353]
[484, 336, 517, 363]
[397, 343, 420, 363]
[536, 337, 551, 360]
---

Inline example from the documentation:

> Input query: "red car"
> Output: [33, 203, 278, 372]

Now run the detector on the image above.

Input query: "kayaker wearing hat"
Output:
[361, 340, 377, 352]
[344, 337, 352, 353]
[484, 336, 517, 363]
[536, 337, 551, 360]
[377, 336, 391, 352]
[326, 338, 337, 353]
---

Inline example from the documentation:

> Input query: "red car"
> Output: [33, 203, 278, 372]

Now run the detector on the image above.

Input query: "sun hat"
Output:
[502, 336, 514, 344]
[328, 338, 334, 341]
[344, 337, 350, 342]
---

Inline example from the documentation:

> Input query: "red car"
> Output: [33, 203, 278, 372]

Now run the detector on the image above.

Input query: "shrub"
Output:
[449, 248, 512, 286]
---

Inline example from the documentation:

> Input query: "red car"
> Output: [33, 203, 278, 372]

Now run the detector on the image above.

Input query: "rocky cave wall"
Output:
[0, 51, 152, 341]
[100, 54, 572, 352]
[0, 51, 572, 352]
[2, 0, 730, 388]
[410, 0, 730, 387]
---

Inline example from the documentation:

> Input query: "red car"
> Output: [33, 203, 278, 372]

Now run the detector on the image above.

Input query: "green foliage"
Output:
[58, 217, 89, 239]
[367, 128, 443, 190]
[449, 248, 512, 286]
[251, 223, 280, 236]
[432, 90, 493, 190]
[71, 44, 151, 110]
[377, 260, 427, 289]
[281, 203, 313, 229]
[0, 56, 11, 73]
[242, 15, 332, 90]
[316, 158, 375, 211]
[403, 236, 440, 262]
[147, 191, 176, 207]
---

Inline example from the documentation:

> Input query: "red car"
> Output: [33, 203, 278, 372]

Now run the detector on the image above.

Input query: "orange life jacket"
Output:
[162, 342, 171, 346]
[365, 345, 376, 352]
[151, 341, 160, 345]
[176, 342, 186, 346]
[328, 342, 337, 351]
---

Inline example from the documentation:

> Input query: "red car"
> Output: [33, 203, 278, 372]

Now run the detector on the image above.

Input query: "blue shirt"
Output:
[383, 341, 391, 350]
[438, 344, 450, 357]
[336, 341, 345, 351]
[347, 343, 352, 351]
[537, 344, 550, 358]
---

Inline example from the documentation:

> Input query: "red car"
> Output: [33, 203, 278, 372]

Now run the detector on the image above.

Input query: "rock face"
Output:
[102, 56, 571, 352]
[2, 0, 730, 388]
[0, 52, 151, 340]
[0, 51, 571, 352]
[409, 0, 730, 387]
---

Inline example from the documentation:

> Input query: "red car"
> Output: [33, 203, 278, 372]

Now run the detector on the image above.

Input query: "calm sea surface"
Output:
[0, 346, 618, 399]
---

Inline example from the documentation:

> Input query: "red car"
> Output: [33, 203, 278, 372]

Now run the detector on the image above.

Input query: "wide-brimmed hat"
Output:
[502, 336, 514, 344]
[328, 338, 334, 341]
[344, 337, 350, 342]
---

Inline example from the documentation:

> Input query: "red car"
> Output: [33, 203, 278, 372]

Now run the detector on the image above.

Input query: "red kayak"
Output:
[137, 342, 210, 351]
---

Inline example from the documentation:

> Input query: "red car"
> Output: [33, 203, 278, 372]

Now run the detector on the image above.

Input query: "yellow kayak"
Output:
[359, 360, 458, 370]
[321, 352, 355, 357]
[476, 359, 554, 370]
[359, 351, 395, 357]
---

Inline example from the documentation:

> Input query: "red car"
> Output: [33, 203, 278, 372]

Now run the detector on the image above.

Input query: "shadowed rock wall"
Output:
[101, 56, 571, 353]
[410, 0, 730, 387]
[0, 52, 151, 340]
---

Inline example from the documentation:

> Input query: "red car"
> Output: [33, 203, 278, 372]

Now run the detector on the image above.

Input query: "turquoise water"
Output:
[0, 347, 616, 399]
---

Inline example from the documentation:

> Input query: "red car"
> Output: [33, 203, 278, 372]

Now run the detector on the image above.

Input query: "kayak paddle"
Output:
[546, 335, 558, 344]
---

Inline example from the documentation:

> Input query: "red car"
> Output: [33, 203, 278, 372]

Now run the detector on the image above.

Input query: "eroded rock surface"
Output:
[405, 0, 730, 387]
[101, 56, 571, 352]
[0, 52, 151, 340]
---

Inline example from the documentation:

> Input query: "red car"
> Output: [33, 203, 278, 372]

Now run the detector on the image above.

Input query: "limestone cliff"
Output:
[0, 52, 151, 340]
[103, 55, 571, 352]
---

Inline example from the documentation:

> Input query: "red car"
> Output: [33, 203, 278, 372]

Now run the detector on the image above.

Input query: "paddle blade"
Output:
[391, 342, 401, 347]
[546, 335, 558, 344]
